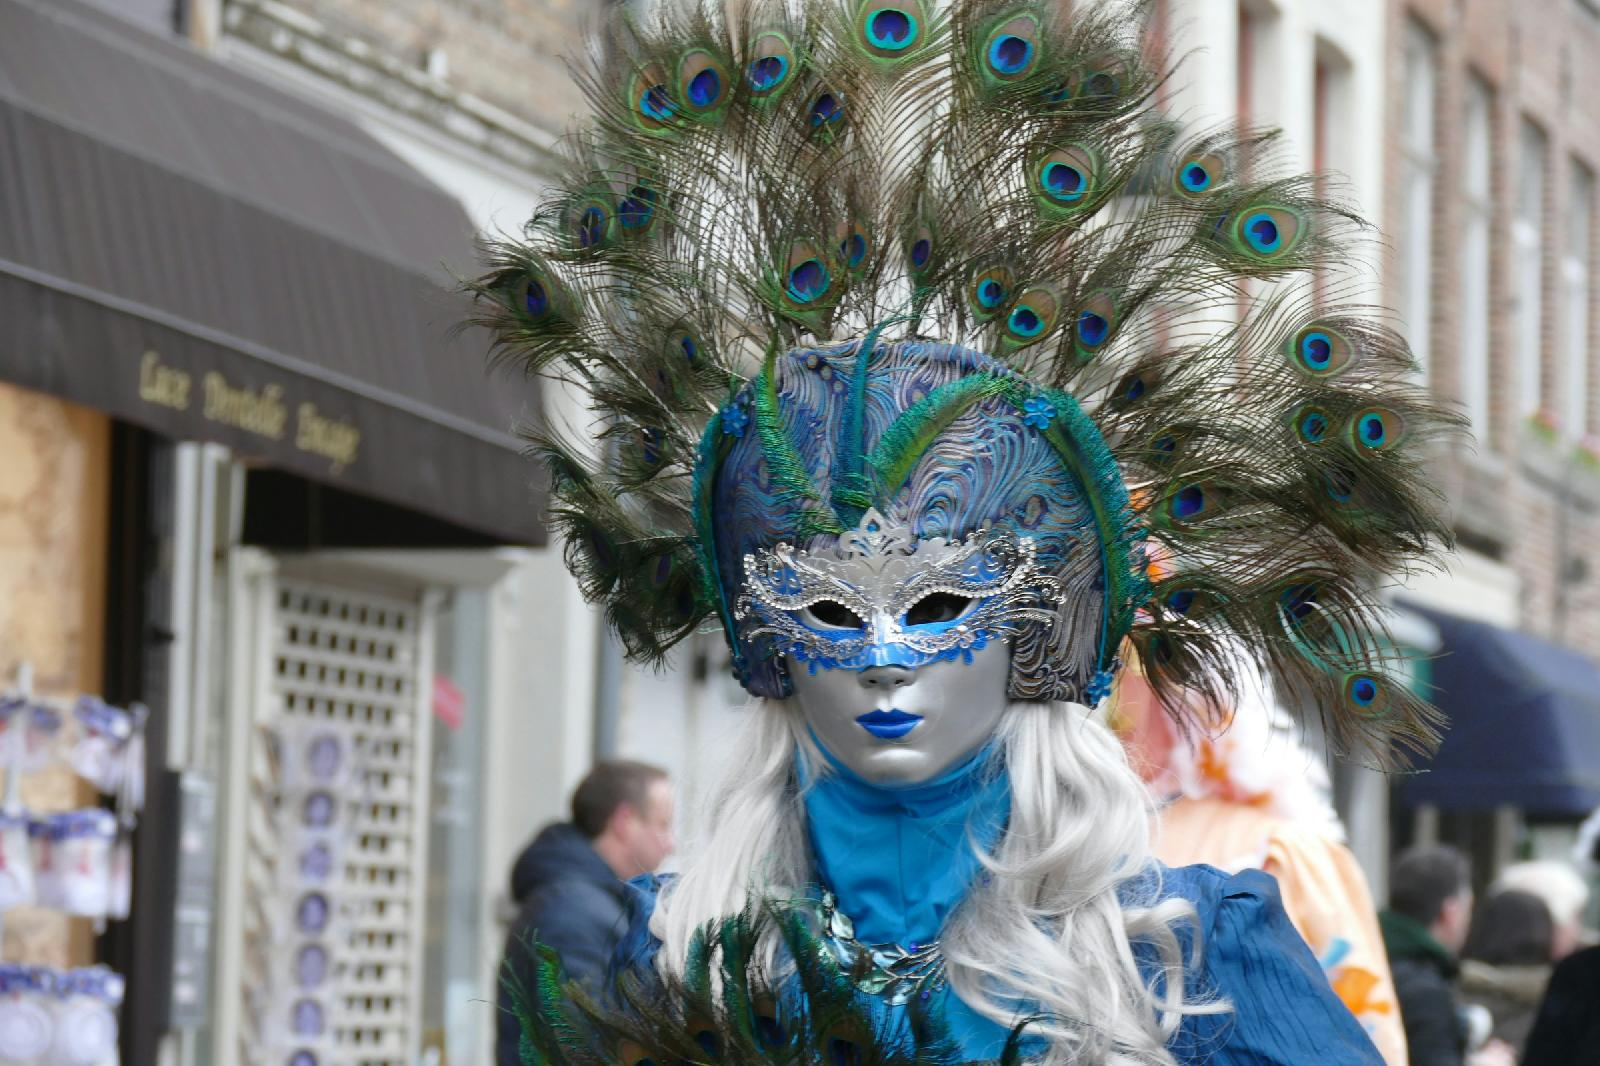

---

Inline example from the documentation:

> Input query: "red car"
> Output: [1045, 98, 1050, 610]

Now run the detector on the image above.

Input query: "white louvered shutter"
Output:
[237, 572, 435, 1066]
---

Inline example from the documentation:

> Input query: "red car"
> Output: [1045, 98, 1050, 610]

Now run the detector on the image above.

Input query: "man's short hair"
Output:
[571, 760, 668, 839]
[1390, 845, 1471, 927]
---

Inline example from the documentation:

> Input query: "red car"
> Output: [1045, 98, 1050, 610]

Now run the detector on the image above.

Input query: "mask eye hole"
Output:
[904, 592, 976, 626]
[802, 600, 866, 630]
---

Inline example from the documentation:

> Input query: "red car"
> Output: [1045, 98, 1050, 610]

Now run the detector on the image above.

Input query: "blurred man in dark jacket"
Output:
[496, 760, 674, 1066]
[1380, 846, 1513, 1066]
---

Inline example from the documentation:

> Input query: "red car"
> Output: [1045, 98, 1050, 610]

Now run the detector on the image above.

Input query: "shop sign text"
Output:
[138, 350, 362, 473]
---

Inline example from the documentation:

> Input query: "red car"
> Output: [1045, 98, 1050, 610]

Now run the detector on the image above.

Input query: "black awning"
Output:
[0, 0, 545, 545]
[1400, 604, 1600, 817]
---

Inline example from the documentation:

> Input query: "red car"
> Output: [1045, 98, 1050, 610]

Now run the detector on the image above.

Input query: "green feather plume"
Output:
[469, 0, 1464, 763]
[507, 902, 1027, 1066]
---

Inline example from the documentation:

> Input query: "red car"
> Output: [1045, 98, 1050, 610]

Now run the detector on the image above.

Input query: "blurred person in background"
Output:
[1114, 657, 1408, 1064]
[496, 760, 674, 1066]
[1381, 846, 1515, 1066]
[1521, 941, 1600, 1064]
[1520, 808, 1600, 1065]
[1459, 889, 1556, 1049]
[1491, 861, 1590, 962]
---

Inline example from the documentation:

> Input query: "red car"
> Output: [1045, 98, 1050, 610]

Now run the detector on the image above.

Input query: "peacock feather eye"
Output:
[1343, 672, 1386, 715]
[1072, 290, 1118, 360]
[1076, 52, 1128, 100]
[665, 326, 699, 364]
[523, 277, 549, 318]
[1158, 479, 1235, 528]
[856, 1, 926, 59]
[1292, 404, 1333, 446]
[967, 265, 1014, 320]
[1109, 364, 1161, 407]
[1323, 464, 1360, 507]
[1143, 633, 1176, 668]
[905, 221, 935, 277]
[582, 524, 617, 571]
[628, 64, 678, 132]
[835, 220, 871, 274]
[1288, 323, 1355, 376]
[678, 49, 731, 115]
[979, 12, 1043, 83]
[783, 240, 835, 306]
[746, 32, 795, 96]
[1146, 426, 1185, 463]
[511, 265, 571, 324]
[1227, 204, 1305, 260]
[807, 89, 846, 140]
[1034, 146, 1098, 215]
[1351, 406, 1405, 452]
[686, 1019, 722, 1058]
[1169, 484, 1206, 520]
[617, 183, 659, 233]
[1163, 586, 1204, 616]
[753, 996, 787, 1050]
[616, 1041, 657, 1066]
[1003, 285, 1060, 347]
[1173, 151, 1226, 198]
[569, 192, 616, 252]
[1277, 580, 1319, 627]
[638, 426, 665, 467]
[820, 1017, 875, 1066]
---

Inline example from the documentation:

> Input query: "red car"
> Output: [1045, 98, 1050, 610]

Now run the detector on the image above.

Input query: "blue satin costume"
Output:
[616, 743, 1383, 1064]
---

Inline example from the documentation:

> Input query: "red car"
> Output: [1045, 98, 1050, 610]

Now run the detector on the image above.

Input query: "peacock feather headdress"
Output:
[472, 0, 1461, 761]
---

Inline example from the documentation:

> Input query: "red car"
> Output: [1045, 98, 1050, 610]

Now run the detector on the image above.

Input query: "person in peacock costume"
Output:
[473, 0, 1460, 1062]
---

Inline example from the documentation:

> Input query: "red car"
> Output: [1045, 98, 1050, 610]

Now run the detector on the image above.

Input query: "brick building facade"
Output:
[1386, 0, 1600, 654]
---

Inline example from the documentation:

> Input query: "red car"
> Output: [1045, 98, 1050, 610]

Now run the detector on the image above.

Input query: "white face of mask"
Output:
[787, 641, 1011, 786]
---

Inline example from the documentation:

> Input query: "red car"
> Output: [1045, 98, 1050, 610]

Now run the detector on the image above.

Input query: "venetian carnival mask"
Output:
[741, 509, 1050, 782]
[712, 341, 1127, 708]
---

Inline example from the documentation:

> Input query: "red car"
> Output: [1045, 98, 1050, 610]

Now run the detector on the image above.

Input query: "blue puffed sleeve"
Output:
[606, 873, 669, 989]
[1170, 865, 1384, 1065]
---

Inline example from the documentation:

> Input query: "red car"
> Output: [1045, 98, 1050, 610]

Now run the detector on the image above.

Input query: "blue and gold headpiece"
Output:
[472, 0, 1461, 759]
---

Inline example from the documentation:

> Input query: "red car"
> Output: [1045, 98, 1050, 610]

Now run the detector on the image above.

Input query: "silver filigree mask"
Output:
[734, 509, 1064, 675]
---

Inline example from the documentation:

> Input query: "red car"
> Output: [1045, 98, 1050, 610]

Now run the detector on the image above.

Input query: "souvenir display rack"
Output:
[0, 664, 144, 1066]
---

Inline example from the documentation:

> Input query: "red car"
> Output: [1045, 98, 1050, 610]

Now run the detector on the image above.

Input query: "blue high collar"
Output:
[799, 738, 1011, 947]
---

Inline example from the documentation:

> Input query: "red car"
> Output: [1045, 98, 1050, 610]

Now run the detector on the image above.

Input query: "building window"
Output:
[1400, 20, 1438, 380]
[1514, 119, 1547, 422]
[1314, 41, 1351, 307]
[1236, 2, 1281, 135]
[1564, 161, 1595, 439]
[1460, 75, 1494, 439]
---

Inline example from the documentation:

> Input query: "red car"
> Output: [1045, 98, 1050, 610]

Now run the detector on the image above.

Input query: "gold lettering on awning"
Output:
[138, 351, 191, 410]
[202, 372, 287, 440]
[136, 351, 366, 474]
[296, 403, 361, 473]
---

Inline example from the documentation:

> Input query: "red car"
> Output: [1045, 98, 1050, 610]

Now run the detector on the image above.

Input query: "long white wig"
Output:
[650, 698, 1228, 1064]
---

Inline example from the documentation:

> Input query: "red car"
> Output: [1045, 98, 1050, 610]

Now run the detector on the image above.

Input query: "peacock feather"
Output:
[469, 0, 1463, 764]
[509, 902, 1026, 1065]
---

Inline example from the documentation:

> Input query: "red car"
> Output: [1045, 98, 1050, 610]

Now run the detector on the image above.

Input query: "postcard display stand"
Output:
[0, 666, 144, 1066]
[252, 720, 368, 1066]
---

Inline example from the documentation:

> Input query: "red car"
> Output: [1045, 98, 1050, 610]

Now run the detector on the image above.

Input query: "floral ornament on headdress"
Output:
[470, 0, 1462, 760]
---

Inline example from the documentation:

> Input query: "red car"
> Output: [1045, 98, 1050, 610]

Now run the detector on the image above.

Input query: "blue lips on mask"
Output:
[854, 708, 924, 739]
